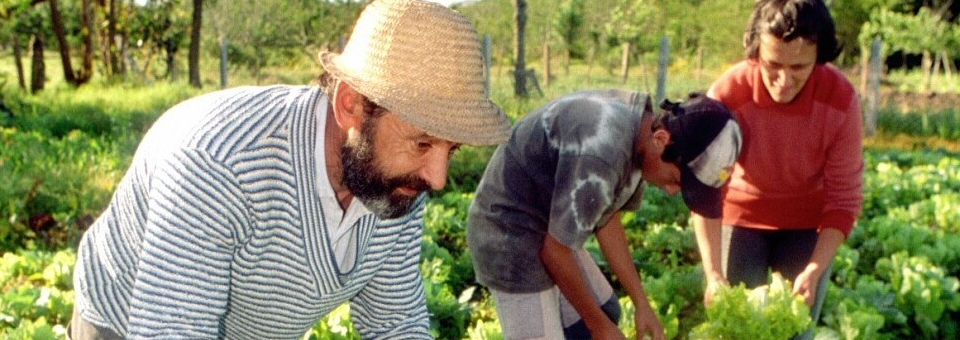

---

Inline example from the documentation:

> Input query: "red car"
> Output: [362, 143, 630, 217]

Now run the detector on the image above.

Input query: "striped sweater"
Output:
[73, 85, 431, 339]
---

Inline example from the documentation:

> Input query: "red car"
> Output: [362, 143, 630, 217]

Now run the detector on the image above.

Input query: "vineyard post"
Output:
[656, 35, 669, 106]
[220, 37, 228, 89]
[620, 42, 630, 84]
[483, 34, 491, 95]
[542, 31, 551, 89]
[865, 37, 882, 137]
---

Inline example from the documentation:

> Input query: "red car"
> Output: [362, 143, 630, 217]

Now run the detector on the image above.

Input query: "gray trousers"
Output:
[722, 225, 832, 340]
[490, 249, 620, 340]
[68, 309, 123, 340]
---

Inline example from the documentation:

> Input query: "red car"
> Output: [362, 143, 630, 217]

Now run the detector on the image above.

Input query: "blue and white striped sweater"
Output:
[74, 85, 431, 339]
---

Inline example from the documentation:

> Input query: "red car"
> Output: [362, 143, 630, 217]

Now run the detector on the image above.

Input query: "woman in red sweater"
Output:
[693, 1, 864, 339]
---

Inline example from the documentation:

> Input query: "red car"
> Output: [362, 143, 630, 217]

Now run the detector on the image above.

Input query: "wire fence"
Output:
[482, 35, 960, 144]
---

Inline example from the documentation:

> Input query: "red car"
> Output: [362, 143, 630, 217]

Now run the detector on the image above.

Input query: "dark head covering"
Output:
[661, 93, 743, 218]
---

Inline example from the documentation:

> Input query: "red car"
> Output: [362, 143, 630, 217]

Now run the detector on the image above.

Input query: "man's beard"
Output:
[341, 117, 431, 219]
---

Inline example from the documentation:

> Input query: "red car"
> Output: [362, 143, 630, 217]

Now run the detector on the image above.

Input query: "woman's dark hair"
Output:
[742, 0, 841, 64]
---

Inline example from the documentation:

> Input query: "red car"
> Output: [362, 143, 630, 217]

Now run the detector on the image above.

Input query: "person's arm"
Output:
[351, 198, 432, 339]
[793, 85, 863, 306]
[792, 228, 844, 306]
[691, 212, 727, 306]
[127, 150, 243, 339]
[541, 234, 625, 340]
[595, 212, 666, 340]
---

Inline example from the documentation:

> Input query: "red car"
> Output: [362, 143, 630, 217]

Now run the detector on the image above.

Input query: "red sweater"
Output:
[708, 61, 864, 237]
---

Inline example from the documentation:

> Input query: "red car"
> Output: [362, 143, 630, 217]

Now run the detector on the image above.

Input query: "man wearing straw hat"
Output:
[69, 0, 510, 339]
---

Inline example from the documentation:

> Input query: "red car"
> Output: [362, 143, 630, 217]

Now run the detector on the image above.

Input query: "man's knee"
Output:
[562, 294, 621, 339]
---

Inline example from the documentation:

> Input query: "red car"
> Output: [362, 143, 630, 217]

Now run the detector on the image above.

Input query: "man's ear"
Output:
[332, 81, 365, 130]
[651, 129, 672, 150]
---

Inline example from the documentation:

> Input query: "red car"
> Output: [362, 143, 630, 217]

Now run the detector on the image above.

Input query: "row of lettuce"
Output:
[2, 119, 960, 338]
[3, 122, 960, 339]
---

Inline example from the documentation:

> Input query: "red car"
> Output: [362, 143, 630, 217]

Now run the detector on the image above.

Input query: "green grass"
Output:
[886, 68, 960, 93]
[3, 54, 960, 339]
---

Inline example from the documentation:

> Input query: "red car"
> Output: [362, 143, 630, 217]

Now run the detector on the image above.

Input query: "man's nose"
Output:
[419, 150, 450, 191]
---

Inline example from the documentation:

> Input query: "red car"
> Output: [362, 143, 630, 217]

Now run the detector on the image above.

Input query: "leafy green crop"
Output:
[690, 273, 812, 340]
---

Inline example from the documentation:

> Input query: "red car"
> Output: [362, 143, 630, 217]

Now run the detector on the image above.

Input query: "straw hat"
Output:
[319, 0, 512, 145]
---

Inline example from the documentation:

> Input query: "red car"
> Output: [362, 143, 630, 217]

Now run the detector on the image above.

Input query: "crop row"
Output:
[2, 123, 960, 338]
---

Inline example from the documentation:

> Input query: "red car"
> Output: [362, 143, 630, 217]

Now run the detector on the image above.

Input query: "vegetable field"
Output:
[2, 82, 960, 339]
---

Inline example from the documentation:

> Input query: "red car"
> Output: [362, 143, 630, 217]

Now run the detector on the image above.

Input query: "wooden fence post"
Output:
[655, 36, 669, 106]
[483, 34, 491, 95]
[620, 42, 630, 85]
[220, 37, 228, 89]
[865, 37, 882, 137]
[542, 33, 551, 89]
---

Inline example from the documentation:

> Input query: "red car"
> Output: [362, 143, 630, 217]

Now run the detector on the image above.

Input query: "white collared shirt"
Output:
[314, 97, 370, 271]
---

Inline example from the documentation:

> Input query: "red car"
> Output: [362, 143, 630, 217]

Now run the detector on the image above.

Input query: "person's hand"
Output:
[633, 301, 666, 340]
[704, 275, 729, 307]
[589, 319, 627, 340]
[793, 264, 824, 307]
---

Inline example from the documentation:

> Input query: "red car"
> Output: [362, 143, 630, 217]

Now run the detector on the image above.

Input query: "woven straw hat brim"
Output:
[319, 0, 512, 145]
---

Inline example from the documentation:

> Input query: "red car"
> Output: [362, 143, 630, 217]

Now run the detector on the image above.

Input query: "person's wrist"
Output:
[803, 262, 826, 278]
[705, 271, 727, 284]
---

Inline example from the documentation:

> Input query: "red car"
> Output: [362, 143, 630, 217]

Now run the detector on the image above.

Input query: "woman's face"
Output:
[757, 33, 818, 104]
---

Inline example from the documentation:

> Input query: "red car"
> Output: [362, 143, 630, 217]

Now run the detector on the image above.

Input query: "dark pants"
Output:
[561, 294, 622, 340]
[68, 309, 123, 340]
[723, 226, 832, 340]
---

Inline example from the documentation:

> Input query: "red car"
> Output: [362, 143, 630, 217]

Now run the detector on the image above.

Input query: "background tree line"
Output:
[0, 0, 958, 94]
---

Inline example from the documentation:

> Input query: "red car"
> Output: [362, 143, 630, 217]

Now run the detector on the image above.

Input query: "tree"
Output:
[189, 0, 202, 88]
[3, 1, 52, 92]
[860, 7, 955, 93]
[98, 0, 126, 77]
[48, 0, 90, 85]
[30, 26, 45, 93]
[604, 0, 662, 85]
[79, 0, 95, 82]
[0, 0, 42, 90]
[128, 0, 191, 81]
[205, 0, 355, 84]
[551, 0, 584, 75]
[512, 0, 528, 97]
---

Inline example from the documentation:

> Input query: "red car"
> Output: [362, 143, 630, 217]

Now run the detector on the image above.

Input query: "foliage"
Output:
[876, 253, 960, 339]
[690, 273, 812, 340]
[1, 249, 75, 339]
[205, 0, 366, 75]
[304, 304, 359, 340]
[859, 7, 959, 59]
[127, 0, 192, 80]
[550, 0, 586, 60]
[4, 0, 960, 92]
[603, 0, 662, 56]
[0, 128, 127, 251]
[0, 82, 198, 252]
[443, 146, 499, 195]
[4, 60, 960, 339]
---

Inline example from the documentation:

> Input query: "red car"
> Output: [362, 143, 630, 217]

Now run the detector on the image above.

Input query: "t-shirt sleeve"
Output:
[547, 154, 624, 248]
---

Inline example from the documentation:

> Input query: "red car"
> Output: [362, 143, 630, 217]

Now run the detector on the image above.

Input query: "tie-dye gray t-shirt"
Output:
[467, 89, 651, 293]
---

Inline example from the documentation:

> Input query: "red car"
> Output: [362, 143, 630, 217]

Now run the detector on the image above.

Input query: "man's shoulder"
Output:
[536, 90, 645, 134]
